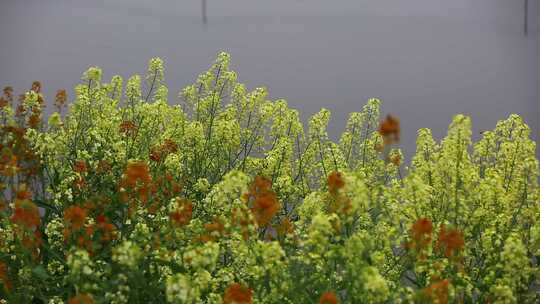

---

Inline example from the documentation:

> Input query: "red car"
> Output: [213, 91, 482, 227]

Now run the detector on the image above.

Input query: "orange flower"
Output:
[149, 148, 162, 162]
[319, 291, 340, 304]
[163, 139, 178, 153]
[150, 139, 178, 162]
[199, 217, 226, 242]
[327, 171, 345, 194]
[327, 171, 352, 215]
[21, 230, 43, 259]
[73, 176, 86, 190]
[436, 226, 464, 258]
[169, 199, 193, 227]
[3, 86, 13, 99]
[0, 148, 18, 177]
[276, 217, 294, 237]
[223, 283, 252, 304]
[0, 261, 12, 291]
[406, 218, 433, 256]
[411, 218, 433, 240]
[31, 81, 42, 93]
[378, 114, 400, 145]
[205, 218, 225, 234]
[251, 193, 280, 227]
[96, 215, 116, 243]
[15, 188, 32, 200]
[73, 160, 88, 173]
[55, 89, 67, 108]
[68, 293, 94, 304]
[171, 181, 182, 195]
[96, 160, 111, 174]
[122, 161, 151, 187]
[137, 185, 151, 203]
[64, 205, 87, 231]
[245, 176, 281, 227]
[27, 114, 41, 128]
[11, 199, 40, 229]
[15, 104, 25, 117]
[250, 176, 271, 193]
[421, 278, 450, 304]
[119, 120, 137, 136]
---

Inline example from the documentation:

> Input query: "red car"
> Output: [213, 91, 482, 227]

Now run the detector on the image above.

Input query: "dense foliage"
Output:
[0, 53, 538, 303]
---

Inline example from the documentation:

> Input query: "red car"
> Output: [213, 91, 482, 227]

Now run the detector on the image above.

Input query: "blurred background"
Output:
[0, 0, 538, 160]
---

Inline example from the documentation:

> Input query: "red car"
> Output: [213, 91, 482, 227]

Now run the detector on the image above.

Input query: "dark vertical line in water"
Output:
[202, 0, 208, 25]
[524, 0, 528, 36]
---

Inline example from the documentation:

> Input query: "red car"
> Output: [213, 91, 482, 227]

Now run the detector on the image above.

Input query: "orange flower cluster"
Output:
[15, 187, 32, 200]
[0, 261, 12, 292]
[72, 160, 89, 191]
[12, 82, 45, 130]
[54, 89, 67, 110]
[420, 278, 450, 304]
[64, 205, 88, 231]
[63, 205, 117, 253]
[68, 293, 94, 304]
[119, 120, 138, 137]
[436, 226, 465, 258]
[198, 217, 227, 243]
[95, 214, 117, 243]
[155, 172, 183, 199]
[96, 160, 111, 174]
[27, 112, 42, 129]
[3, 86, 13, 97]
[149, 139, 178, 163]
[10, 195, 42, 258]
[11, 197, 40, 230]
[119, 161, 153, 206]
[406, 218, 465, 263]
[327, 171, 345, 194]
[378, 114, 400, 146]
[63, 205, 89, 248]
[319, 291, 340, 304]
[0, 86, 13, 108]
[122, 161, 151, 186]
[245, 176, 281, 227]
[31, 81, 42, 93]
[1, 90, 42, 177]
[407, 218, 433, 255]
[0, 147, 18, 177]
[169, 198, 193, 227]
[73, 160, 88, 173]
[22, 230, 43, 258]
[223, 283, 253, 304]
[327, 171, 352, 215]
[276, 217, 294, 237]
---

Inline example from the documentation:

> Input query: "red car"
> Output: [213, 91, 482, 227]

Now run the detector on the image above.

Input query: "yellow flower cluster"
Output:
[0, 53, 538, 303]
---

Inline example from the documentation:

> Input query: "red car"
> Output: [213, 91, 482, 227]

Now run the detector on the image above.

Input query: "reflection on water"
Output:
[202, 0, 207, 25]
[525, 0, 529, 36]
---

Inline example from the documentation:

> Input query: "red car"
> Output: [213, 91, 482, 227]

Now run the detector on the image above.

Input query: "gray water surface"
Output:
[1, 0, 539, 160]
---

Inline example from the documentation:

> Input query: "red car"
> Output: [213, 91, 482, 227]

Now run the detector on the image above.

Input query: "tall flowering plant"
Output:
[0, 53, 538, 303]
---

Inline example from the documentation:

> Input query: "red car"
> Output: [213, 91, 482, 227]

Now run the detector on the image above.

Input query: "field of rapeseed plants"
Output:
[0, 52, 538, 303]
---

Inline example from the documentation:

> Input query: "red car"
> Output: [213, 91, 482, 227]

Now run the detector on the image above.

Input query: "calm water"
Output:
[1, 0, 539, 160]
